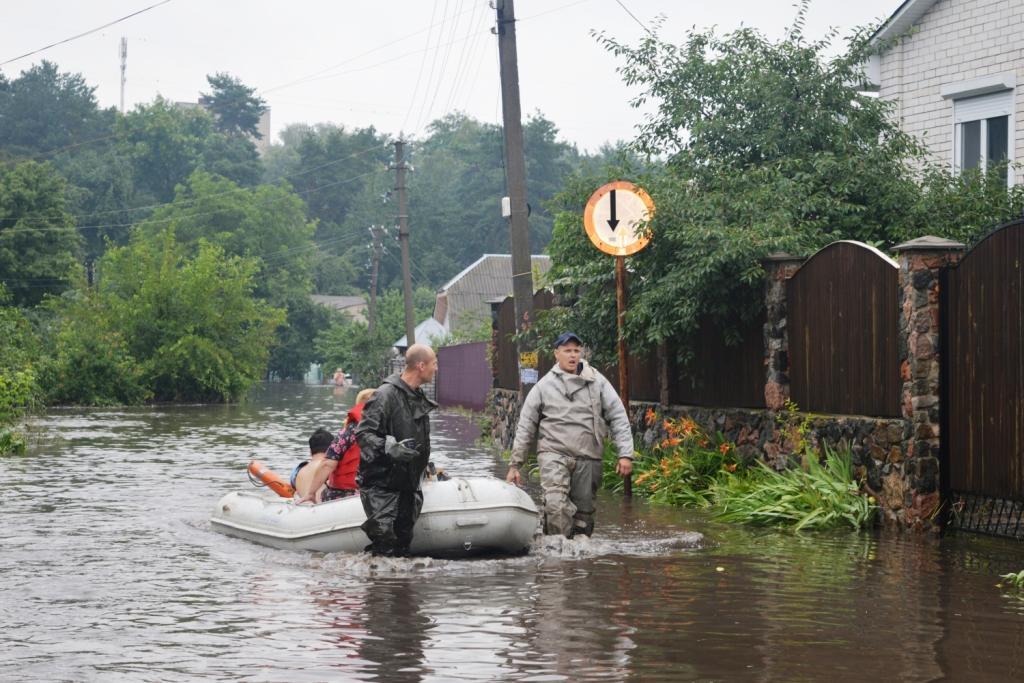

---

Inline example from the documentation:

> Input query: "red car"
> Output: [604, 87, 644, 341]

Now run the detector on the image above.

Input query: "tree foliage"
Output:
[0, 161, 82, 306]
[99, 230, 284, 402]
[547, 6, 953, 360]
[202, 73, 267, 138]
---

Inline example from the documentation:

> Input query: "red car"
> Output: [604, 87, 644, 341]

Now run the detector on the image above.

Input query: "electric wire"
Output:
[0, 0, 173, 66]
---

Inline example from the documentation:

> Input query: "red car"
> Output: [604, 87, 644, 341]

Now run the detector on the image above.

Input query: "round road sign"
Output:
[583, 180, 654, 256]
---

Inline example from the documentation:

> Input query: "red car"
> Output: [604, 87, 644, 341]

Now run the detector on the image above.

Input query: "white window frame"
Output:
[942, 74, 1016, 187]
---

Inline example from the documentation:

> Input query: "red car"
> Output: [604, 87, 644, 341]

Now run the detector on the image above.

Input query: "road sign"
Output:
[583, 181, 654, 256]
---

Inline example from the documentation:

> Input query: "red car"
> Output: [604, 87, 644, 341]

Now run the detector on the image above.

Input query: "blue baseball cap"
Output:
[553, 332, 583, 348]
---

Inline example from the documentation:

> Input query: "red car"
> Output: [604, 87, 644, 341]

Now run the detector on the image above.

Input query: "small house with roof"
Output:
[433, 254, 552, 339]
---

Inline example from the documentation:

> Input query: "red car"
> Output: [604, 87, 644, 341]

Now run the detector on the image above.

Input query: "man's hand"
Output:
[506, 466, 522, 486]
[387, 437, 419, 464]
[615, 457, 633, 477]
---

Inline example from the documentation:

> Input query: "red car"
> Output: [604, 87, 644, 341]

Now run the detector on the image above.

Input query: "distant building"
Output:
[393, 317, 449, 353]
[433, 254, 553, 339]
[174, 99, 271, 156]
[310, 294, 367, 324]
[865, 0, 1024, 185]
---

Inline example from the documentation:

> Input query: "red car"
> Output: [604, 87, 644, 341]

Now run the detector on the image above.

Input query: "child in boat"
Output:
[292, 428, 334, 503]
[296, 388, 377, 504]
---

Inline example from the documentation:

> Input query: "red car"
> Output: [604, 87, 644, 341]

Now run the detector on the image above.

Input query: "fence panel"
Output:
[787, 241, 901, 417]
[492, 297, 518, 390]
[670, 312, 767, 408]
[436, 342, 491, 410]
[944, 221, 1024, 502]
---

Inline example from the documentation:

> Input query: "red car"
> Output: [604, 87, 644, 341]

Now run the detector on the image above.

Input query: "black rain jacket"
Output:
[355, 374, 436, 491]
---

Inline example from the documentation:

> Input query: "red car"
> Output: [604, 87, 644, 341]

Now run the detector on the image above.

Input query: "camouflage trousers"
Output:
[537, 452, 603, 538]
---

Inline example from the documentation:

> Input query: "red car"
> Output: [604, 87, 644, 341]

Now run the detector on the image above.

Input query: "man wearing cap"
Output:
[507, 332, 634, 538]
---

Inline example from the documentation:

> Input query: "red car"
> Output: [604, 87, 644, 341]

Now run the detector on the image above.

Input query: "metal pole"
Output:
[393, 140, 416, 346]
[616, 255, 632, 498]
[495, 0, 535, 389]
[119, 37, 127, 113]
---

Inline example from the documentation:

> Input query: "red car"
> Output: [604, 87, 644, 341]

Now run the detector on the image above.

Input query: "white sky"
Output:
[1, 0, 899, 152]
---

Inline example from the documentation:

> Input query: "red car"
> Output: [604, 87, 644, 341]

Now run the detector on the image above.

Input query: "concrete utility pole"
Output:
[392, 140, 416, 346]
[495, 0, 535, 388]
[119, 37, 127, 113]
[368, 225, 384, 336]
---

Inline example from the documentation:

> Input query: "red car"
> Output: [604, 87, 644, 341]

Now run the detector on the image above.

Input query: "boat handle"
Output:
[455, 516, 488, 527]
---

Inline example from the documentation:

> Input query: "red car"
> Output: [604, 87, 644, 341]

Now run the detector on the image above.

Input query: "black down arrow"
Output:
[607, 189, 619, 231]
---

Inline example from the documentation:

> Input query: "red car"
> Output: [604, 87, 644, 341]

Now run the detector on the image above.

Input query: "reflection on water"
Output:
[2, 383, 1024, 681]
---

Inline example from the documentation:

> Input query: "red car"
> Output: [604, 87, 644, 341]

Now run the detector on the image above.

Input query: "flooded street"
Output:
[3, 383, 1024, 681]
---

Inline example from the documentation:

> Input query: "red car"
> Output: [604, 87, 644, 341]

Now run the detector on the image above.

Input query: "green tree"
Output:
[99, 229, 284, 402]
[0, 285, 41, 450]
[0, 61, 108, 156]
[138, 170, 327, 379]
[547, 6, 927, 359]
[201, 73, 267, 138]
[119, 97, 213, 203]
[38, 290, 149, 406]
[0, 161, 83, 306]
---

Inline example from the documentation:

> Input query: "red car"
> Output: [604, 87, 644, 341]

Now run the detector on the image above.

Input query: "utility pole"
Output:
[392, 140, 416, 346]
[368, 225, 383, 336]
[495, 0, 535, 389]
[119, 37, 127, 113]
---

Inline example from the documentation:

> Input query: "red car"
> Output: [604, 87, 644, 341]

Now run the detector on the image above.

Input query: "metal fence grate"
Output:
[948, 492, 1024, 539]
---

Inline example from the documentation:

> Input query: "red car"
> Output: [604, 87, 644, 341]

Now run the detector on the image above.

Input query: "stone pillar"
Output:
[762, 253, 805, 410]
[893, 236, 965, 527]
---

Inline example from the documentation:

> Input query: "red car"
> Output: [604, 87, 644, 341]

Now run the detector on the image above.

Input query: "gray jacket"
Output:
[509, 361, 634, 469]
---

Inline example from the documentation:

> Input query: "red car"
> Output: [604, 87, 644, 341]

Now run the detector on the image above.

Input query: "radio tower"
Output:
[119, 37, 127, 113]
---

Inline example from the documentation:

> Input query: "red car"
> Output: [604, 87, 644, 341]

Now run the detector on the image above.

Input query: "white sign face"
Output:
[583, 181, 654, 256]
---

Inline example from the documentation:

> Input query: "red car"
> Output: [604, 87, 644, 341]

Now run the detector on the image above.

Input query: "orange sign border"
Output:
[583, 180, 654, 256]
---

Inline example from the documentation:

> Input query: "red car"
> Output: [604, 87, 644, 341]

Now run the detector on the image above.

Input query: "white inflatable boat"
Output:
[210, 477, 539, 557]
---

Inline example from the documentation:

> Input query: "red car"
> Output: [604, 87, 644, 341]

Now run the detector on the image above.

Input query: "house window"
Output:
[953, 90, 1014, 185]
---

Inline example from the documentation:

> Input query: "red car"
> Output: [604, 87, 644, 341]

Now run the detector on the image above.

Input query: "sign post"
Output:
[583, 181, 655, 499]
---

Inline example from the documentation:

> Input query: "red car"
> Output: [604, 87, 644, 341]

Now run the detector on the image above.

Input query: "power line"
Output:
[611, 0, 653, 35]
[399, 0, 440, 134]
[0, 0, 173, 66]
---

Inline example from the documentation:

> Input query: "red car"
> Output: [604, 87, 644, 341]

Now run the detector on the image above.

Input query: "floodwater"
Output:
[3, 384, 1024, 682]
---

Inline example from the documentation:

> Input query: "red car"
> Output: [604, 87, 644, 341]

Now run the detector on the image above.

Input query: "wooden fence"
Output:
[943, 221, 1024, 501]
[491, 295, 765, 409]
[787, 242, 902, 417]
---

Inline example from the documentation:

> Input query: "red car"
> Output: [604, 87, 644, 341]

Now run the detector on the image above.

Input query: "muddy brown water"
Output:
[3, 383, 1024, 681]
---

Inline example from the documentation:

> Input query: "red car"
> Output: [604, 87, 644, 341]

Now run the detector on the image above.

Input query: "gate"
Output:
[942, 220, 1024, 537]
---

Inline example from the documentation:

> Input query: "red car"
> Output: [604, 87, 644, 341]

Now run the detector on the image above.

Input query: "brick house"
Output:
[865, 0, 1024, 185]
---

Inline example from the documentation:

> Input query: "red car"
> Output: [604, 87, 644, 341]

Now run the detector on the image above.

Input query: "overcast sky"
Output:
[1, 0, 899, 152]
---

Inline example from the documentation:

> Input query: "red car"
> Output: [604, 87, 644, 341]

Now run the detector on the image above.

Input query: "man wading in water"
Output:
[506, 332, 634, 538]
[355, 344, 438, 557]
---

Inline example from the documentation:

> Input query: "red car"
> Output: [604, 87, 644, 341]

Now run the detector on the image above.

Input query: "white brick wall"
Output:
[879, 0, 1024, 184]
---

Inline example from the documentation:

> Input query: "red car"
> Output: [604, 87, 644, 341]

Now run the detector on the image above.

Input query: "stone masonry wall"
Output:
[490, 390, 906, 519]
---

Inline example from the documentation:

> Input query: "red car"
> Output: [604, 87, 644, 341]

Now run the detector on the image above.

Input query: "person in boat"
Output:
[292, 428, 334, 503]
[295, 388, 377, 504]
[355, 343, 438, 557]
[506, 332, 634, 538]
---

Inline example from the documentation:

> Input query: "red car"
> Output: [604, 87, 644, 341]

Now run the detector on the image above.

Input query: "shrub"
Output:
[713, 446, 876, 530]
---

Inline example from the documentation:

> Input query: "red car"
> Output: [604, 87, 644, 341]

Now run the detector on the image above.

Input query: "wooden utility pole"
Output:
[392, 140, 415, 346]
[368, 225, 383, 336]
[495, 0, 535, 386]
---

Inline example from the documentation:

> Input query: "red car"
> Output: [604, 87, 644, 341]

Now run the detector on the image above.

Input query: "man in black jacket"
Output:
[355, 343, 438, 557]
